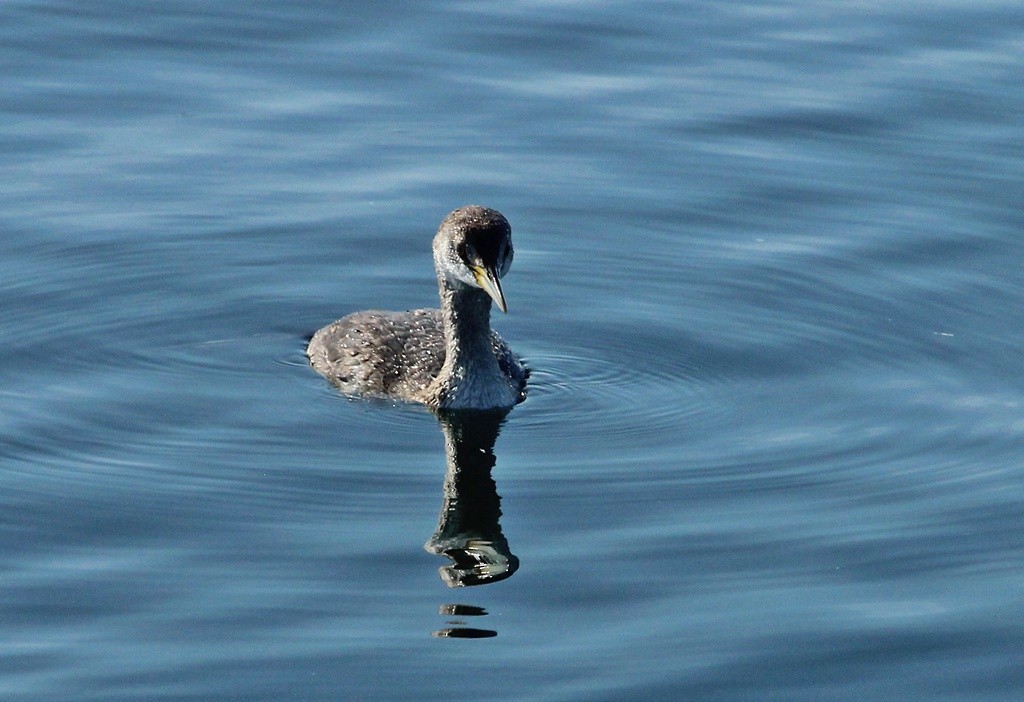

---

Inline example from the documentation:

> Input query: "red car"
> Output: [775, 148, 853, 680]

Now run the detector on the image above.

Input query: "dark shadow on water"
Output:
[425, 409, 518, 638]
[425, 409, 519, 587]
[432, 603, 497, 639]
[432, 627, 498, 639]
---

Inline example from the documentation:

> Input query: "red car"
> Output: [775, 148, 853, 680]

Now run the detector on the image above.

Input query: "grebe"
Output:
[307, 206, 527, 410]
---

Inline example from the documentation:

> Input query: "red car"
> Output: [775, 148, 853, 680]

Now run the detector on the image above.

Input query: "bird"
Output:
[306, 205, 527, 410]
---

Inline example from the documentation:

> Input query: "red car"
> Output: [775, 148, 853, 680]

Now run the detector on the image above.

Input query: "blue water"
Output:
[3, 1, 1023, 699]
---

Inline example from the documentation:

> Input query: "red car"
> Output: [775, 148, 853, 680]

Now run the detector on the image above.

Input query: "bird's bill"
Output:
[472, 265, 508, 313]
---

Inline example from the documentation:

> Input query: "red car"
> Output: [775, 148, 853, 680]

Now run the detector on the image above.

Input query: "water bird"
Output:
[307, 206, 527, 409]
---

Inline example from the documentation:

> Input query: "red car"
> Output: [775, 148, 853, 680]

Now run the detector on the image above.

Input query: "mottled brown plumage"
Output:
[307, 206, 527, 409]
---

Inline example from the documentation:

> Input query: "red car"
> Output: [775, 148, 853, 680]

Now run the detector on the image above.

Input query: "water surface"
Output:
[2, 1, 1023, 699]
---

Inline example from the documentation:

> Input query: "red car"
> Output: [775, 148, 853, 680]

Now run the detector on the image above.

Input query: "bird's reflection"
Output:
[432, 604, 497, 639]
[424, 409, 519, 588]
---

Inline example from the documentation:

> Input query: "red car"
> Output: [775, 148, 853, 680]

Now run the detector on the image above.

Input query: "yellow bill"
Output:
[472, 265, 508, 313]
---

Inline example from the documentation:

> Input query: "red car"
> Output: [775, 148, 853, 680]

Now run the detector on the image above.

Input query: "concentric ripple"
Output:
[513, 333, 734, 447]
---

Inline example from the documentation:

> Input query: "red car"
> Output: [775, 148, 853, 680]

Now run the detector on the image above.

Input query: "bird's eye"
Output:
[456, 242, 468, 261]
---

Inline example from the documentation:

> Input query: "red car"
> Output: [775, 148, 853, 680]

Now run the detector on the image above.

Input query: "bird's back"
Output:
[307, 309, 446, 402]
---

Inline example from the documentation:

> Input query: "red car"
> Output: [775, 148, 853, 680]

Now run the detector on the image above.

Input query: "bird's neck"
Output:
[438, 275, 496, 369]
[429, 274, 510, 409]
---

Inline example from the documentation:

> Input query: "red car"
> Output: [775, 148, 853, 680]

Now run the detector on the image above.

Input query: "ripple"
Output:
[514, 334, 733, 446]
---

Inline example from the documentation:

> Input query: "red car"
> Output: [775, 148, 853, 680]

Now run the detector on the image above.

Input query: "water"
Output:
[2, 1, 1023, 699]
